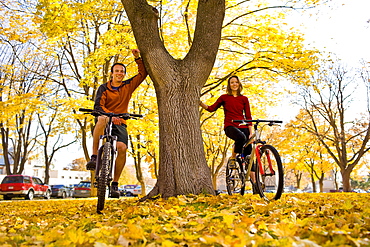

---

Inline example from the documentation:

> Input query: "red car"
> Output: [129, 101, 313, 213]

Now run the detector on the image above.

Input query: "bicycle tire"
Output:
[226, 158, 246, 195]
[254, 144, 284, 201]
[97, 142, 112, 212]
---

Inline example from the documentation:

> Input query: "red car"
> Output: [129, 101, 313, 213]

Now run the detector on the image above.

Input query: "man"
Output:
[86, 49, 148, 198]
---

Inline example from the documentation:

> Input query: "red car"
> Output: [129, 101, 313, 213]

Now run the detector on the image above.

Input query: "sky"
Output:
[289, 0, 370, 64]
[270, 0, 370, 122]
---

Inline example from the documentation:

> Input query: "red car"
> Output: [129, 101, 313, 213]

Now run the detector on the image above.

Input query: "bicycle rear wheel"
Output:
[97, 142, 112, 212]
[254, 144, 284, 201]
[226, 158, 245, 195]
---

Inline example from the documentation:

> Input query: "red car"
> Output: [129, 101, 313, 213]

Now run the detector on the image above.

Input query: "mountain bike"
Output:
[79, 108, 143, 213]
[225, 119, 284, 201]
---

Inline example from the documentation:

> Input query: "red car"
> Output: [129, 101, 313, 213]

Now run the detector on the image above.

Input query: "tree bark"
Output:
[121, 0, 225, 198]
[340, 167, 353, 192]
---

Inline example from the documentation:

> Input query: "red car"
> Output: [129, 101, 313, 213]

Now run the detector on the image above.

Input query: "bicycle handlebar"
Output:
[232, 119, 283, 126]
[79, 108, 143, 120]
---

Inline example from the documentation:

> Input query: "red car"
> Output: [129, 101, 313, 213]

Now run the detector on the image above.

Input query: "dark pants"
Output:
[224, 126, 252, 156]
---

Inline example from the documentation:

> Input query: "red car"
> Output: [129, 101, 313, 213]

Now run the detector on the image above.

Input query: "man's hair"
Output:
[226, 75, 243, 96]
[110, 63, 126, 74]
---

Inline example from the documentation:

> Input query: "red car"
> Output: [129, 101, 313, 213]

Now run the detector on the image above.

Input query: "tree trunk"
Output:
[121, 0, 225, 198]
[295, 172, 302, 189]
[341, 169, 352, 192]
[312, 181, 317, 193]
[319, 178, 324, 192]
[334, 169, 339, 191]
[310, 174, 316, 193]
[44, 164, 50, 184]
[320, 172, 325, 192]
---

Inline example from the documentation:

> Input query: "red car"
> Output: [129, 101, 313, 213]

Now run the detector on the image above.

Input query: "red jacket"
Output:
[94, 58, 148, 124]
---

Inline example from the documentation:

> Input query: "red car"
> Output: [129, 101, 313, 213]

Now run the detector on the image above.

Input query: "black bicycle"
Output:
[79, 108, 143, 213]
[226, 119, 284, 201]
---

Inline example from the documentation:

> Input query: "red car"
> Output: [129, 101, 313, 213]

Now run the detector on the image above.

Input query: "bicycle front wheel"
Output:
[97, 142, 112, 212]
[254, 144, 284, 201]
[226, 158, 245, 195]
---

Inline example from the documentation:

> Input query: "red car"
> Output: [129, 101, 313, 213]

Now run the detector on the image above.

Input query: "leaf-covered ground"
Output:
[0, 193, 369, 246]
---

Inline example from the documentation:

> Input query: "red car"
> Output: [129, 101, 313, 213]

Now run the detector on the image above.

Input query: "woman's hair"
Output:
[226, 75, 243, 96]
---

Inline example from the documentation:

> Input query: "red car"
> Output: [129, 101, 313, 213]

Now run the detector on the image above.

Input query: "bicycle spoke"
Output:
[225, 159, 246, 195]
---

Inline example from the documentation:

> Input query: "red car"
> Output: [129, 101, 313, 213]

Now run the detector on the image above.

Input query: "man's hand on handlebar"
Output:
[112, 117, 121, 125]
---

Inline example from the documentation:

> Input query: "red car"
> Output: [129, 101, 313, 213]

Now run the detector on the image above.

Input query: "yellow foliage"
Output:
[0, 193, 369, 246]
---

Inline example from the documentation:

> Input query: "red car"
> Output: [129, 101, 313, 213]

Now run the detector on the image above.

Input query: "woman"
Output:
[200, 76, 253, 162]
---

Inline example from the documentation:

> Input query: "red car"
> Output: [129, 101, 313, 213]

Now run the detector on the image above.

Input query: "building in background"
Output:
[0, 151, 90, 185]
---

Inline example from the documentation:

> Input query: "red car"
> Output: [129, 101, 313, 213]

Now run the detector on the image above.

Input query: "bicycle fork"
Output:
[255, 145, 275, 177]
[94, 135, 118, 188]
[108, 137, 117, 184]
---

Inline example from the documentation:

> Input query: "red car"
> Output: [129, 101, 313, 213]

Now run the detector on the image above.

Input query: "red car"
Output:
[0, 175, 51, 200]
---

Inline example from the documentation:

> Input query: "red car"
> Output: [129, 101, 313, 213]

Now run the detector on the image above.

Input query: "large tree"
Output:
[121, 0, 225, 198]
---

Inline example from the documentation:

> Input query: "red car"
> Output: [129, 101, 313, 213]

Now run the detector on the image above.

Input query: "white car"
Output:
[120, 184, 138, 196]
[132, 185, 153, 196]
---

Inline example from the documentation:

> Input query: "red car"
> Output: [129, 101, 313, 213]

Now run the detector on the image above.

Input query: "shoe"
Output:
[228, 158, 237, 169]
[110, 182, 120, 198]
[86, 155, 97, 170]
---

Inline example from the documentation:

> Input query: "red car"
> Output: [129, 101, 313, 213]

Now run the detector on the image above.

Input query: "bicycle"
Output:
[79, 108, 143, 213]
[225, 119, 284, 201]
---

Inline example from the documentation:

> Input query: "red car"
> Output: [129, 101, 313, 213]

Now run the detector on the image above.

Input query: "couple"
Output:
[86, 50, 253, 197]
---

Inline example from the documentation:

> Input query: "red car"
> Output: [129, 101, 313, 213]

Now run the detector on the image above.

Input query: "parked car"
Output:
[352, 188, 367, 193]
[132, 185, 153, 196]
[73, 181, 91, 198]
[120, 184, 138, 196]
[0, 175, 51, 200]
[50, 184, 73, 198]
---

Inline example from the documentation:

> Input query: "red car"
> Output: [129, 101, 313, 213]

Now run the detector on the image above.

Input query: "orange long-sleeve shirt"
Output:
[94, 58, 148, 125]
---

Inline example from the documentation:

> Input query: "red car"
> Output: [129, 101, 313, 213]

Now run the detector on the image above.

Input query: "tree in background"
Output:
[37, 89, 77, 183]
[302, 141, 332, 192]
[295, 60, 370, 192]
[274, 121, 306, 190]
[0, 43, 50, 174]
[277, 114, 336, 192]
[35, 0, 139, 161]
[0, 0, 78, 177]
[128, 80, 159, 195]
[64, 158, 87, 171]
